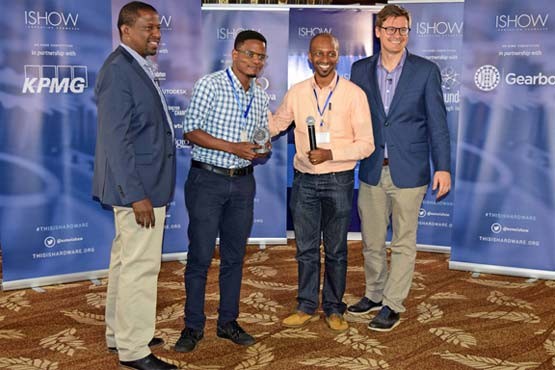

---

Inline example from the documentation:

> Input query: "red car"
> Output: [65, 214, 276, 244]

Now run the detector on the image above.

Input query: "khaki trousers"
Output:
[105, 205, 166, 361]
[358, 167, 426, 313]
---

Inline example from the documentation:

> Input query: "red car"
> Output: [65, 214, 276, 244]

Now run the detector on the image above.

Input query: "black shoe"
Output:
[174, 327, 204, 353]
[120, 353, 176, 370]
[368, 305, 400, 332]
[108, 337, 164, 353]
[347, 297, 382, 315]
[216, 320, 255, 346]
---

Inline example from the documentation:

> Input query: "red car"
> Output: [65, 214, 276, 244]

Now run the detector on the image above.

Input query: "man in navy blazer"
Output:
[348, 4, 451, 332]
[92, 2, 176, 369]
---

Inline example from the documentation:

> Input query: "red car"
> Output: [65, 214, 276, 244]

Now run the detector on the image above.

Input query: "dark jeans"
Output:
[290, 169, 354, 316]
[184, 167, 255, 330]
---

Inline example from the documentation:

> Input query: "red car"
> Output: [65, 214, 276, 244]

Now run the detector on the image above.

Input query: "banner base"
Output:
[1, 269, 109, 291]
[449, 261, 555, 280]
[417, 244, 450, 253]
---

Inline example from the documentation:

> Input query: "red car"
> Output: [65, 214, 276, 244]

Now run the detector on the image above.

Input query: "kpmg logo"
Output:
[298, 26, 332, 37]
[496, 13, 549, 31]
[44, 236, 56, 248]
[415, 21, 463, 36]
[474, 65, 500, 91]
[217, 27, 262, 40]
[25, 10, 79, 30]
[22, 65, 88, 94]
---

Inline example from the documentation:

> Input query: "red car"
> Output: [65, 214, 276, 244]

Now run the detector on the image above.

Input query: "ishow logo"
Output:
[415, 21, 463, 36]
[160, 15, 172, 30]
[298, 26, 333, 37]
[25, 10, 79, 30]
[22, 65, 88, 94]
[496, 13, 549, 31]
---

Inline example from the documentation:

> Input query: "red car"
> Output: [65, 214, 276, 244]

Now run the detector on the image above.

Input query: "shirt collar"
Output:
[120, 43, 150, 67]
[227, 67, 254, 92]
[311, 71, 339, 91]
[378, 48, 407, 73]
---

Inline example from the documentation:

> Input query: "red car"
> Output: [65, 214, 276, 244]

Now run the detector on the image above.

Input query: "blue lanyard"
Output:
[226, 69, 255, 131]
[313, 74, 339, 127]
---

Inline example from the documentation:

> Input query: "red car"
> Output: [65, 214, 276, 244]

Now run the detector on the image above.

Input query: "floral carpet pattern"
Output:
[1, 242, 555, 370]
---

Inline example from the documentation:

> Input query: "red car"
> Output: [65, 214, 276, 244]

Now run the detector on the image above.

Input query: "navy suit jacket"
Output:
[351, 51, 450, 188]
[92, 46, 175, 207]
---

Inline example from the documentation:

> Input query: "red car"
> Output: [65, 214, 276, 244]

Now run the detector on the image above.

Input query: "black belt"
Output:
[191, 160, 253, 177]
[383, 158, 389, 166]
[294, 169, 354, 176]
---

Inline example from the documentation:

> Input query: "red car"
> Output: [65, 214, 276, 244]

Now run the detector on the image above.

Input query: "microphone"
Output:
[306, 116, 317, 151]
[386, 76, 393, 84]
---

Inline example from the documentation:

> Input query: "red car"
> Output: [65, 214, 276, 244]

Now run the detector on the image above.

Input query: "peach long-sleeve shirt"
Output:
[270, 73, 374, 174]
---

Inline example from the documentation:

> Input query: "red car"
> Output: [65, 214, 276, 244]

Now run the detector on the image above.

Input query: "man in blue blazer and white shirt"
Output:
[348, 4, 451, 332]
[92, 2, 176, 369]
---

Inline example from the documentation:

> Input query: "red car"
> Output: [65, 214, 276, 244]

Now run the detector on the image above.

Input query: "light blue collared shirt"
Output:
[184, 67, 269, 169]
[377, 49, 407, 158]
[120, 43, 174, 140]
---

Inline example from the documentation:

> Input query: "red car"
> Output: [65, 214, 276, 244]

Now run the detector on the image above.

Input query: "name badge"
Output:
[240, 130, 249, 142]
[316, 132, 330, 144]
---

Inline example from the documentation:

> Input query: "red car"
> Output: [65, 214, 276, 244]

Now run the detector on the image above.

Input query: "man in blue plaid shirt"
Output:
[175, 30, 270, 353]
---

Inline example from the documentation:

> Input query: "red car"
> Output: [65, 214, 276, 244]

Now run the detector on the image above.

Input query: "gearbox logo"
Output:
[474, 65, 500, 91]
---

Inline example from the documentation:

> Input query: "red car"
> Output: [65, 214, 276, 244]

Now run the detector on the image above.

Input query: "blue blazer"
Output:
[351, 51, 450, 188]
[92, 46, 175, 207]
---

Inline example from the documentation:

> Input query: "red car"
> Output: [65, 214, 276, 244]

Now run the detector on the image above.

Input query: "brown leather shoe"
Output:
[326, 313, 349, 333]
[282, 311, 319, 328]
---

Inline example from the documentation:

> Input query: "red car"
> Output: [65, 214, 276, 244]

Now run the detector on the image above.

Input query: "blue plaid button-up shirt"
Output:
[184, 67, 269, 169]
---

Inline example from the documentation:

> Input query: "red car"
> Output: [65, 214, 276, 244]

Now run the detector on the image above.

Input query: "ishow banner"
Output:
[451, 0, 555, 278]
[111, 0, 202, 257]
[202, 8, 289, 242]
[394, 0, 464, 249]
[0, 0, 114, 289]
[288, 8, 374, 232]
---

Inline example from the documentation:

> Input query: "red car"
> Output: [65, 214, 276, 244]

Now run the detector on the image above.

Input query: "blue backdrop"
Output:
[450, 0, 555, 277]
[192, 8, 290, 240]
[400, 1, 463, 248]
[287, 8, 374, 232]
[111, 0, 202, 256]
[0, 0, 114, 286]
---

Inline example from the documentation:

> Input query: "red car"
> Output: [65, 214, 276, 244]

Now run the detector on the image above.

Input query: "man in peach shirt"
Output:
[270, 33, 374, 332]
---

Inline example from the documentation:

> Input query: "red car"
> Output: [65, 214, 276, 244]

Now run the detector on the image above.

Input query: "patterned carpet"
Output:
[1, 241, 555, 370]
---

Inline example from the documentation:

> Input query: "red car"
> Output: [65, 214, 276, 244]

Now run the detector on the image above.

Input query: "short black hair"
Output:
[234, 30, 267, 50]
[117, 1, 158, 39]
[309, 33, 339, 52]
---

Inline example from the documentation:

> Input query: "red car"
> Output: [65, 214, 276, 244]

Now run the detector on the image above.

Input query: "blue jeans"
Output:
[290, 169, 354, 316]
[184, 167, 255, 330]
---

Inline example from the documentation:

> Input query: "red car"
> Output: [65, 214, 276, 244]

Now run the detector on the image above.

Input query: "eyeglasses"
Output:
[310, 50, 338, 58]
[235, 49, 268, 62]
[379, 26, 410, 36]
